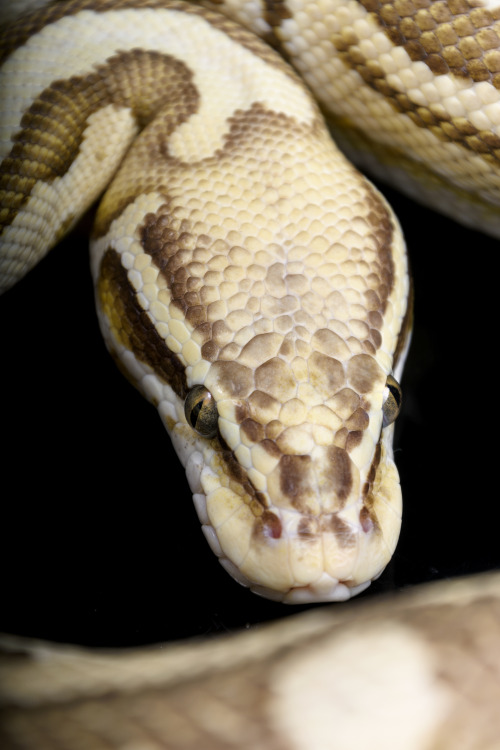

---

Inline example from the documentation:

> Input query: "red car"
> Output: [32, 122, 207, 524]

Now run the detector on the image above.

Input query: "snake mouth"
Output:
[217, 551, 373, 603]
[256, 577, 373, 604]
[161, 378, 404, 604]
[188, 457, 401, 604]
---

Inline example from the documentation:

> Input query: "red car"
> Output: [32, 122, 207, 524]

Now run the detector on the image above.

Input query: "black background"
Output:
[1, 176, 499, 648]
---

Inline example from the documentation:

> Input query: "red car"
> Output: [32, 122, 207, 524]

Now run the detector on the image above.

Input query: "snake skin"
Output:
[0, 0, 499, 746]
[1, 572, 500, 749]
[0, 0, 415, 602]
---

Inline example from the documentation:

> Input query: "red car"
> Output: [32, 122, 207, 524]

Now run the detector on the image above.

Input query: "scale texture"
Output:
[0, 0, 417, 602]
[0, 0, 499, 744]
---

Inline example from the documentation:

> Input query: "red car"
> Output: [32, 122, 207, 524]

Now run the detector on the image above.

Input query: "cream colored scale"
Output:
[254, 0, 500, 234]
[1, 0, 410, 602]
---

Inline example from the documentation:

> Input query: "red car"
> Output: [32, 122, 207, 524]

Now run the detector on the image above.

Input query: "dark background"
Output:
[1, 177, 498, 648]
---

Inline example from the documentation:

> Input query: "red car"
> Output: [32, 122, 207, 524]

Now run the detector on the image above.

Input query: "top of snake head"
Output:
[1, 0, 411, 602]
[93, 108, 410, 601]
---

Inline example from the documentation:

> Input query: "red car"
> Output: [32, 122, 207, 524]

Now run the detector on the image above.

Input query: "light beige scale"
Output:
[1, 0, 498, 602]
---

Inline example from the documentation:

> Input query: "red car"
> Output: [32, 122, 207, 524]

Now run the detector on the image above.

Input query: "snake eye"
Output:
[382, 375, 402, 427]
[184, 385, 218, 438]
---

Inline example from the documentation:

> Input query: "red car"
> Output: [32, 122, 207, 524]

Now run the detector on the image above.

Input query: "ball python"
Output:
[0, 0, 499, 746]
[1, 573, 500, 747]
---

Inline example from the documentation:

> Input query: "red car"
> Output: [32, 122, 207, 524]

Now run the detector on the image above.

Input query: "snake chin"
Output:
[191, 486, 376, 603]
[250, 567, 372, 604]
[279, 578, 372, 605]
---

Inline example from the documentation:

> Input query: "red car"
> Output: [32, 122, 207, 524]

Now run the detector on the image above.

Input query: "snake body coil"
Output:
[0, 2, 498, 599]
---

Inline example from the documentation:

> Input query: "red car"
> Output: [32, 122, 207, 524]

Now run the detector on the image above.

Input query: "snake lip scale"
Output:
[0, 0, 499, 606]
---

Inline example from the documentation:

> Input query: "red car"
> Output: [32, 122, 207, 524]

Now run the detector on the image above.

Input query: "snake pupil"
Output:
[388, 382, 401, 408]
[185, 386, 218, 438]
[382, 375, 402, 427]
[189, 401, 203, 428]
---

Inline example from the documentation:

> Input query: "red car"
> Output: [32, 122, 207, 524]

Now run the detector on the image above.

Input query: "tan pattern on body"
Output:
[341, 0, 500, 163]
[363, 0, 500, 84]
[1, 573, 500, 749]
[207, 0, 500, 232]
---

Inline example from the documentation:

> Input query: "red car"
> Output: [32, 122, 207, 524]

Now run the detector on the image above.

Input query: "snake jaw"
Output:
[166, 387, 403, 603]
[95, 280, 405, 602]
[91, 192, 407, 601]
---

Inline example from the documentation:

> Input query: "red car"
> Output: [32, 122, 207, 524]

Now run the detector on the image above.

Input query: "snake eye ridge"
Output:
[185, 385, 218, 438]
[382, 374, 402, 427]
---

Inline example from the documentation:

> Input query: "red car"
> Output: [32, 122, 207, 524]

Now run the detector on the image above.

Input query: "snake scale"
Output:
[0, 0, 499, 747]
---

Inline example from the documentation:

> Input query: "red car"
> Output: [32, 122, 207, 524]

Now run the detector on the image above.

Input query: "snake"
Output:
[0, 0, 499, 745]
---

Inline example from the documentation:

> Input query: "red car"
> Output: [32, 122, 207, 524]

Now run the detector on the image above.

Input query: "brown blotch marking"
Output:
[333, 427, 349, 449]
[370, 328, 383, 348]
[1, 50, 199, 235]
[347, 353, 384, 394]
[209, 361, 254, 398]
[326, 445, 353, 506]
[1, 1, 306, 236]
[345, 407, 369, 431]
[239, 332, 283, 367]
[255, 356, 297, 401]
[313, 328, 351, 360]
[362, 340, 376, 355]
[261, 438, 282, 458]
[361, 441, 382, 533]
[135, 104, 319, 362]
[235, 403, 249, 424]
[263, 0, 292, 28]
[309, 352, 345, 396]
[255, 491, 267, 507]
[279, 454, 312, 510]
[345, 407, 369, 452]
[221, 102, 318, 160]
[97, 248, 187, 396]
[217, 437, 268, 510]
[265, 420, 283, 441]
[330, 388, 361, 420]
[327, 514, 356, 548]
[241, 418, 265, 443]
[185, 304, 206, 327]
[368, 309, 385, 334]
[298, 516, 317, 539]
[359, 0, 500, 85]
[346, 430, 363, 452]
[365, 180, 395, 313]
[253, 510, 282, 540]
[140, 203, 199, 320]
[279, 337, 294, 359]
[248, 390, 281, 420]
[210, 319, 230, 340]
[201, 340, 220, 362]
[331, 0, 500, 163]
[363, 442, 382, 502]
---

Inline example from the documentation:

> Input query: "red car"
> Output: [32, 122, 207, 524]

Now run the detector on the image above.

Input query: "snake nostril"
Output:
[184, 385, 219, 438]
